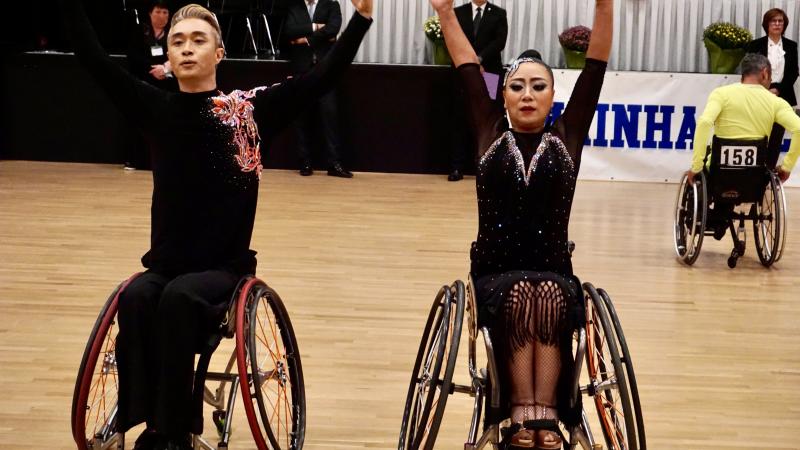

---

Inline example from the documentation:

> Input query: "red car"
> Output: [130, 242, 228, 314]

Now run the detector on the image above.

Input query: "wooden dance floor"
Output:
[1, 161, 799, 449]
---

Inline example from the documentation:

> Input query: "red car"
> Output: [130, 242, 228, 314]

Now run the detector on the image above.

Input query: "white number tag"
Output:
[720, 145, 758, 167]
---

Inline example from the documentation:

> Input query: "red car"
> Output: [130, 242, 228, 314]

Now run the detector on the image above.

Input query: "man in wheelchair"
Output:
[686, 53, 800, 240]
[61, 0, 374, 448]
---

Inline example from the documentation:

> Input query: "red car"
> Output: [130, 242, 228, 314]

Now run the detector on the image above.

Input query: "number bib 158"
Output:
[720, 145, 758, 168]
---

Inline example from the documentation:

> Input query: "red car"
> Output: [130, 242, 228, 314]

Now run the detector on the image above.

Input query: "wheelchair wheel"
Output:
[597, 288, 646, 450]
[399, 282, 465, 450]
[583, 283, 638, 450]
[236, 277, 306, 450]
[775, 176, 788, 262]
[673, 172, 707, 265]
[72, 274, 141, 450]
[753, 172, 784, 267]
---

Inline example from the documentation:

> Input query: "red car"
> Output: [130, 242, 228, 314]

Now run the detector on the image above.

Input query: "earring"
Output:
[505, 108, 513, 130]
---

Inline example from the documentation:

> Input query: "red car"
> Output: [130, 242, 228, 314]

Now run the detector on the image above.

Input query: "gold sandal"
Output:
[507, 423, 536, 449]
[522, 419, 563, 450]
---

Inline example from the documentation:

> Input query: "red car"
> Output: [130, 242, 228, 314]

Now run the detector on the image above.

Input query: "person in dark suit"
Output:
[746, 8, 799, 166]
[127, 1, 176, 91]
[124, 1, 178, 171]
[455, 0, 507, 74]
[448, 0, 508, 181]
[284, 0, 352, 177]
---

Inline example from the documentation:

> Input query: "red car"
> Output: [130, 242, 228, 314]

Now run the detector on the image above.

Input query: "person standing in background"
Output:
[124, 1, 178, 171]
[447, 0, 507, 181]
[128, 1, 176, 92]
[285, 0, 353, 178]
[455, 0, 507, 74]
[746, 8, 799, 167]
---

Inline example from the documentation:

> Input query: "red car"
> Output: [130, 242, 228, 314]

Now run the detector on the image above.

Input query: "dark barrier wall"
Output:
[1, 52, 464, 174]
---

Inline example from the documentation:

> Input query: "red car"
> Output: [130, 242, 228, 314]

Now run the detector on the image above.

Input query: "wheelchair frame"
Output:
[674, 137, 788, 268]
[398, 276, 646, 450]
[71, 273, 306, 450]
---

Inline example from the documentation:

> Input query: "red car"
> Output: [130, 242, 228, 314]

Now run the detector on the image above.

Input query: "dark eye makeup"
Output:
[508, 81, 549, 93]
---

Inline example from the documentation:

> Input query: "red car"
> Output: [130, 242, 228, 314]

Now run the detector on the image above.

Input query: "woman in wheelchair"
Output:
[61, 0, 374, 448]
[429, 0, 612, 448]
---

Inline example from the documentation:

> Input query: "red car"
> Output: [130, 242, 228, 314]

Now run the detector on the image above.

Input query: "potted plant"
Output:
[424, 16, 451, 66]
[703, 22, 753, 74]
[559, 25, 591, 69]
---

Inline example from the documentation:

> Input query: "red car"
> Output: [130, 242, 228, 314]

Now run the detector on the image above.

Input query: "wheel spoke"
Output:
[413, 380, 429, 435]
[425, 396, 440, 434]
[247, 293, 300, 450]
[256, 310, 281, 364]
[269, 387, 281, 432]
[283, 386, 292, 446]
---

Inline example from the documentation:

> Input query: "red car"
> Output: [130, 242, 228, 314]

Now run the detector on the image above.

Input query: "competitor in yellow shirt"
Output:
[686, 53, 800, 184]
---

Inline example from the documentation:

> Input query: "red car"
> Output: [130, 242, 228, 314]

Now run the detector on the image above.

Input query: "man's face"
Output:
[167, 18, 224, 85]
[150, 6, 169, 30]
[473, 0, 488, 7]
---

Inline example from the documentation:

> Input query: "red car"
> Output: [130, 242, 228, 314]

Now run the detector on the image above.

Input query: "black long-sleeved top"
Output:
[62, 0, 371, 276]
[462, 59, 607, 279]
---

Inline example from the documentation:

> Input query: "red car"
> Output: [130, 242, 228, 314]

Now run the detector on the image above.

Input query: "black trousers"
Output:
[294, 88, 343, 167]
[449, 81, 474, 173]
[115, 270, 239, 435]
[124, 126, 150, 170]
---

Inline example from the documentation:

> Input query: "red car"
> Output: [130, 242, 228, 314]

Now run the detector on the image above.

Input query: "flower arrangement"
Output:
[558, 25, 591, 52]
[424, 15, 450, 65]
[424, 16, 444, 42]
[703, 22, 752, 50]
[702, 22, 752, 73]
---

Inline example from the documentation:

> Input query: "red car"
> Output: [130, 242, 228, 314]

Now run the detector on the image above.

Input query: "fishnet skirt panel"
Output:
[504, 280, 568, 350]
[473, 270, 584, 427]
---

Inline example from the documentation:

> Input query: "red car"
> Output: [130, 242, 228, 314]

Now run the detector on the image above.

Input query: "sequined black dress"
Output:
[459, 59, 607, 425]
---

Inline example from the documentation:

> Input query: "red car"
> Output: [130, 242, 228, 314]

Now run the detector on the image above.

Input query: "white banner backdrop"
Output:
[551, 69, 800, 187]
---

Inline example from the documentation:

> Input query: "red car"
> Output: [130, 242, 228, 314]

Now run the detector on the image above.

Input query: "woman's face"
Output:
[503, 62, 555, 133]
[768, 15, 785, 37]
[150, 6, 170, 30]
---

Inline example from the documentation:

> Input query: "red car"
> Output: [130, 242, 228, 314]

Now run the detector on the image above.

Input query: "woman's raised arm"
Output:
[430, 0, 480, 68]
[586, 0, 613, 62]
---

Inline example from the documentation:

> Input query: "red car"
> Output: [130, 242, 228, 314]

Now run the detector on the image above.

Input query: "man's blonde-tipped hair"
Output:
[170, 4, 224, 47]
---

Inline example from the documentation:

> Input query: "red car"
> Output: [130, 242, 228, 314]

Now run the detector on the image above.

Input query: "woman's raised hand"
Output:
[429, 0, 454, 14]
[351, 0, 373, 19]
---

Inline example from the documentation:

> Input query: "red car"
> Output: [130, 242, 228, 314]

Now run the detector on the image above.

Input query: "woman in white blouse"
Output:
[747, 8, 799, 165]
